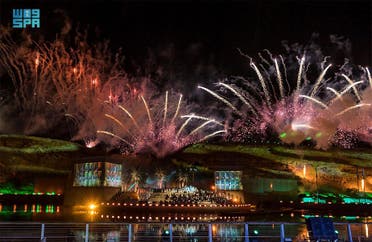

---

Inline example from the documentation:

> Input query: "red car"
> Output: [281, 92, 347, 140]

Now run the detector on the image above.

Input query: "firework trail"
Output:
[0, 28, 133, 136]
[95, 91, 225, 158]
[0, 28, 226, 157]
[200, 49, 372, 149]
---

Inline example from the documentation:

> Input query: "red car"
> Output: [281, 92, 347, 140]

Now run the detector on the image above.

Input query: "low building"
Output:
[214, 170, 244, 203]
[64, 156, 123, 206]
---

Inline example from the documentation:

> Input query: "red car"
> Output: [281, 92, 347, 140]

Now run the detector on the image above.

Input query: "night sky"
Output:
[0, 0, 371, 145]
[0, 0, 371, 89]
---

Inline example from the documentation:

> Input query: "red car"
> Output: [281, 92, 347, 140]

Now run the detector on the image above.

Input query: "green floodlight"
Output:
[279, 132, 287, 138]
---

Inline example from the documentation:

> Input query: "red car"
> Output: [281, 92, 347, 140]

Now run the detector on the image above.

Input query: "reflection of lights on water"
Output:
[216, 225, 241, 237]
[45, 205, 55, 213]
[361, 178, 365, 191]
[366, 224, 369, 238]
[212, 225, 217, 233]
[303, 165, 306, 178]
[107, 231, 120, 240]
[86, 203, 98, 216]
[13, 204, 16, 213]
[184, 226, 197, 235]
[36, 205, 41, 213]
[99, 213, 244, 223]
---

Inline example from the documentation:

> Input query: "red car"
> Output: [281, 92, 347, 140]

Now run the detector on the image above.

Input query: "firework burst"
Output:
[0, 28, 133, 135]
[0, 28, 225, 157]
[94, 91, 225, 158]
[200, 49, 371, 149]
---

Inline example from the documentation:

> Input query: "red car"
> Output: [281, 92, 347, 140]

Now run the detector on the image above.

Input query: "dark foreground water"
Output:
[1, 202, 372, 241]
[0, 221, 371, 241]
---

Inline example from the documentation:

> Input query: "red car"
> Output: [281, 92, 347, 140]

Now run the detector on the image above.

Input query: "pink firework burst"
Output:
[200, 49, 372, 149]
[94, 91, 225, 158]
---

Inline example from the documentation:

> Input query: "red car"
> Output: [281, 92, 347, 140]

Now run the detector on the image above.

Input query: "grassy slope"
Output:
[183, 143, 372, 168]
[181, 143, 372, 193]
[0, 135, 81, 174]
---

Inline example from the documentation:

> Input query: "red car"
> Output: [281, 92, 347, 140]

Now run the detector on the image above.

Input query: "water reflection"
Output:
[56, 223, 372, 242]
[213, 224, 243, 239]
[2, 202, 372, 225]
[0, 203, 60, 214]
[0, 203, 61, 221]
[42, 224, 242, 242]
[0, 218, 370, 241]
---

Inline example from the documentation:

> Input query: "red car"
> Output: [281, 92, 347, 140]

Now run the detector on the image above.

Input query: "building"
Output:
[64, 156, 123, 206]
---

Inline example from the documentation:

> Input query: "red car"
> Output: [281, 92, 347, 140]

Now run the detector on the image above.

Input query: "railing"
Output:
[0, 222, 370, 241]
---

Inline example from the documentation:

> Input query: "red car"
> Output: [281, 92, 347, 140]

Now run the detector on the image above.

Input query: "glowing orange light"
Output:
[73, 67, 77, 74]
[89, 203, 96, 210]
[212, 225, 217, 232]
[365, 223, 369, 238]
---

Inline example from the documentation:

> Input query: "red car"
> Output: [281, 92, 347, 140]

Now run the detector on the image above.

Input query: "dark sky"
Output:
[0, 0, 371, 81]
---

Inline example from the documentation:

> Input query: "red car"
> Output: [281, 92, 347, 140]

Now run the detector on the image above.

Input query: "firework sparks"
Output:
[310, 64, 332, 97]
[202, 48, 372, 149]
[336, 103, 371, 116]
[198, 85, 242, 116]
[299, 95, 328, 109]
[96, 91, 224, 158]
[0, 28, 130, 136]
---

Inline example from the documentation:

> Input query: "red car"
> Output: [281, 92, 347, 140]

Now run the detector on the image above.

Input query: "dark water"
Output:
[0, 220, 371, 242]
[1, 203, 372, 241]
[0, 203, 62, 221]
[1, 202, 371, 223]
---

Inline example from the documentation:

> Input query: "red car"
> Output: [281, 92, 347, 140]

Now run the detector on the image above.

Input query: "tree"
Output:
[130, 169, 141, 193]
[176, 172, 189, 188]
[155, 169, 166, 189]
